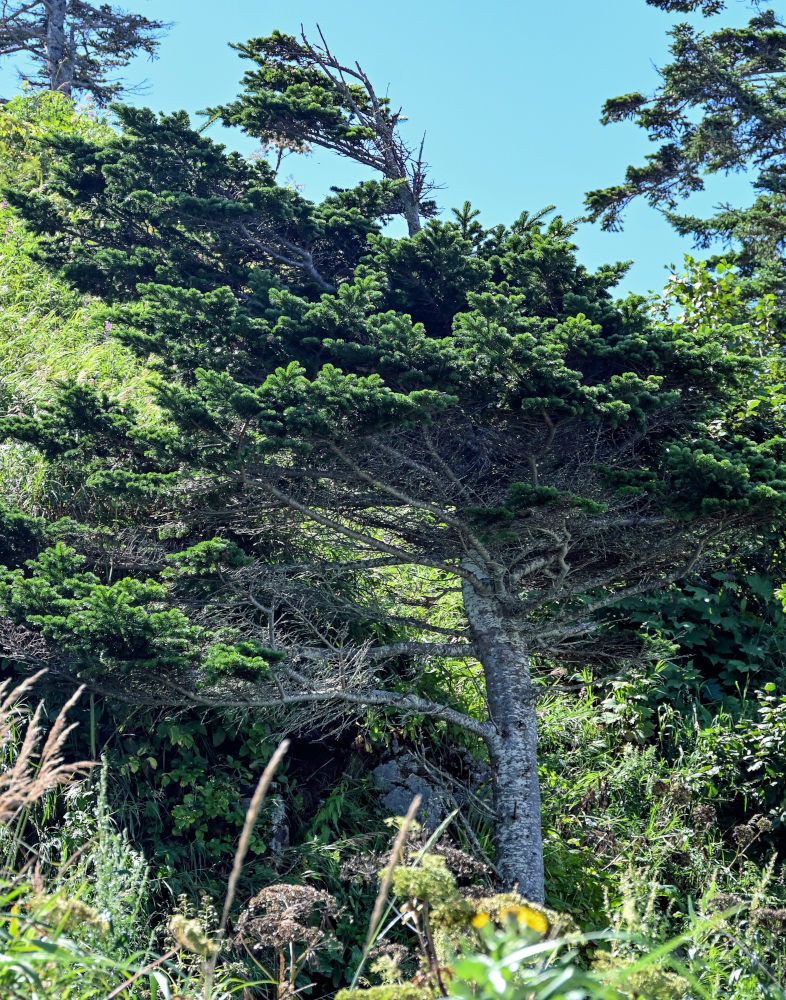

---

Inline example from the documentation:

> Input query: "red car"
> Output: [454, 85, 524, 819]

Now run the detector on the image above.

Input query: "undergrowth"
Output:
[1, 667, 785, 999]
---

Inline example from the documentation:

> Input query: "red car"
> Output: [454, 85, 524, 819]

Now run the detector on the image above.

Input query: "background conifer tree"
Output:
[0, 0, 168, 103]
[586, 3, 786, 305]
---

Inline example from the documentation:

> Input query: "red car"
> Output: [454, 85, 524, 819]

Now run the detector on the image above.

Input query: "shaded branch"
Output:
[168, 681, 492, 740]
[255, 475, 493, 594]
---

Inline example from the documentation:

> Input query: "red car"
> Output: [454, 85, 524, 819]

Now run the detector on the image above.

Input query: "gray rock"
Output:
[372, 755, 447, 831]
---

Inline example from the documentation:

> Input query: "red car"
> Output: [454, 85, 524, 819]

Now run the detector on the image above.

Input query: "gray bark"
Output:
[462, 580, 545, 903]
[397, 182, 422, 237]
[44, 0, 71, 95]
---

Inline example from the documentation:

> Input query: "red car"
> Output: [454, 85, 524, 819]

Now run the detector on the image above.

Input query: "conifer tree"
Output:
[0, 1, 168, 103]
[586, 4, 786, 300]
[645, 0, 725, 12]
[208, 29, 436, 236]
[3, 40, 786, 903]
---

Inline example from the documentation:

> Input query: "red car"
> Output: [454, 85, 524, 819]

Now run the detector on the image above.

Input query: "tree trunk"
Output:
[462, 581, 545, 902]
[45, 0, 72, 97]
[398, 183, 422, 237]
[379, 141, 421, 236]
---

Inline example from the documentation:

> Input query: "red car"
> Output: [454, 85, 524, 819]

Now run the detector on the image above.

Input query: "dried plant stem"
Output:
[351, 793, 422, 990]
[203, 739, 290, 1000]
[103, 947, 179, 1000]
[422, 900, 448, 997]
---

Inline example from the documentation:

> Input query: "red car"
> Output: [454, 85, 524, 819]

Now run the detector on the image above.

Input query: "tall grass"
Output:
[0, 203, 160, 514]
[0, 211, 151, 405]
[0, 670, 91, 824]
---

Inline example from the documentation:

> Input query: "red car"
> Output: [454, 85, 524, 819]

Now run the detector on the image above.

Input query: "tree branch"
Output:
[239, 224, 334, 292]
[167, 681, 492, 740]
[297, 640, 475, 662]
[255, 475, 493, 593]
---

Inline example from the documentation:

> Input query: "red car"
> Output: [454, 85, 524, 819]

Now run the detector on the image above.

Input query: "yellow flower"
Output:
[517, 906, 549, 934]
[471, 912, 490, 928]
[498, 905, 549, 934]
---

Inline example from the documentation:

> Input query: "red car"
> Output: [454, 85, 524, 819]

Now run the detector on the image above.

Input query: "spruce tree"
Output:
[3, 38, 786, 902]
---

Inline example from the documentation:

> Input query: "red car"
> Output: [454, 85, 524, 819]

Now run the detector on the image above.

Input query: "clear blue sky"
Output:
[0, 0, 766, 295]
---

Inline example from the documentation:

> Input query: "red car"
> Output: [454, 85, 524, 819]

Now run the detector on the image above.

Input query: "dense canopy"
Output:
[0, 8, 785, 998]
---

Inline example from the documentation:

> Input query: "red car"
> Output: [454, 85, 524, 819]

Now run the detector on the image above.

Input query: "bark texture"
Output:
[397, 182, 423, 237]
[462, 581, 545, 903]
[45, 0, 71, 95]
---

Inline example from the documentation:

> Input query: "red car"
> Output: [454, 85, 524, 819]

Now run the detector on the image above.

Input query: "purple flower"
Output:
[104, 321, 113, 332]
[0, 201, 6, 210]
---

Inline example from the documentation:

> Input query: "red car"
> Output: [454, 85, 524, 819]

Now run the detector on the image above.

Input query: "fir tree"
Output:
[3, 42, 786, 903]
[586, 4, 786, 301]
[207, 29, 437, 236]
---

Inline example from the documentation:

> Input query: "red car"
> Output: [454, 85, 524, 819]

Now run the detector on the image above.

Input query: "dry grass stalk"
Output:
[203, 738, 290, 999]
[219, 738, 291, 936]
[355, 792, 422, 985]
[0, 670, 92, 826]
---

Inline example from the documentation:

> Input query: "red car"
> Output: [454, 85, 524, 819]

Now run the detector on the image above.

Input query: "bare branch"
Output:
[299, 640, 475, 662]
[173, 682, 492, 740]
[255, 475, 493, 594]
[239, 224, 334, 292]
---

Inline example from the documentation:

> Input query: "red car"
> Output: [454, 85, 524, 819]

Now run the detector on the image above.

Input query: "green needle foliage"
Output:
[586, 4, 786, 303]
[3, 22, 786, 904]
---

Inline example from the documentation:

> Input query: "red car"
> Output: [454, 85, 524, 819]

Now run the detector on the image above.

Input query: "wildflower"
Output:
[752, 906, 786, 932]
[732, 814, 772, 848]
[625, 967, 690, 999]
[732, 823, 756, 847]
[669, 783, 692, 805]
[705, 892, 743, 914]
[104, 320, 113, 332]
[498, 904, 549, 934]
[232, 883, 341, 956]
[31, 894, 109, 935]
[391, 853, 459, 905]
